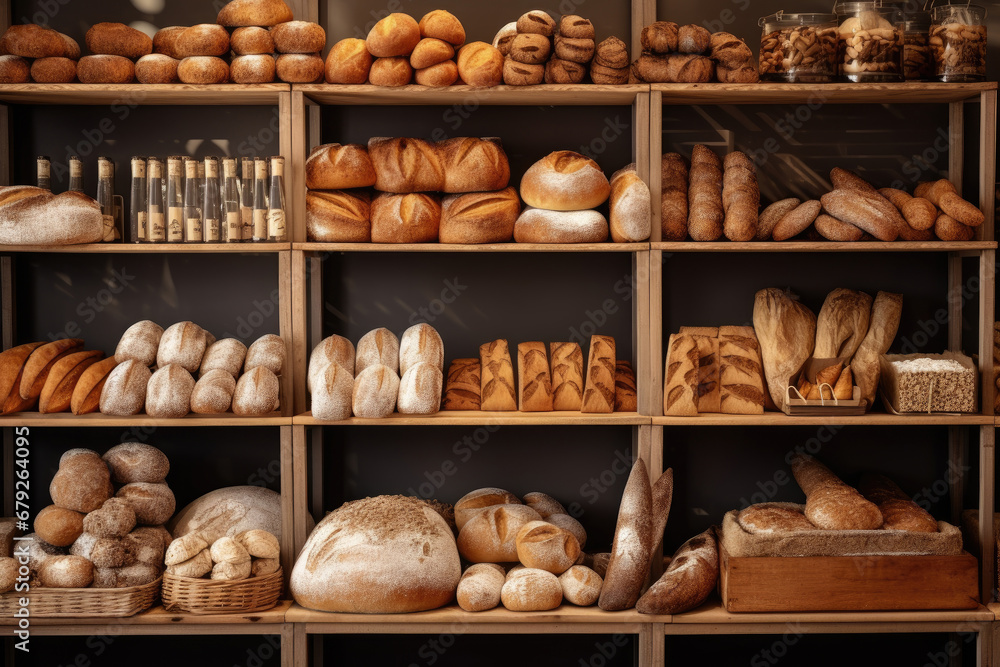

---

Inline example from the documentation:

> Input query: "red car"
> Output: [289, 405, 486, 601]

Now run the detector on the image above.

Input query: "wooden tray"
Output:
[719, 544, 979, 612]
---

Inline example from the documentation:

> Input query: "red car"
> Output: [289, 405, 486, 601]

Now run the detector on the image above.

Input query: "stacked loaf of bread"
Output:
[631, 22, 759, 83]
[0, 24, 81, 83]
[24, 443, 174, 588]
[493, 11, 609, 86]
[308, 323, 444, 419]
[165, 528, 280, 581]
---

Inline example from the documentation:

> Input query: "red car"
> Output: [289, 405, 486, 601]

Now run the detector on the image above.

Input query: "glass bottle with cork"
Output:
[222, 158, 242, 243]
[36, 156, 51, 191]
[165, 156, 184, 243]
[252, 157, 268, 242]
[183, 158, 203, 243]
[130, 156, 147, 243]
[146, 157, 165, 243]
[267, 155, 286, 242]
[203, 156, 221, 243]
[96, 156, 116, 242]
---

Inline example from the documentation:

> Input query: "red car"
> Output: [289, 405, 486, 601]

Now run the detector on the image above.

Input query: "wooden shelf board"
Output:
[0, 83, 289, 105]
[14, 601, 293, 632]
[295, 411, 648, 426]
[653, 413, 993, 426]
[0, 242, 291, 254]
[294, 242, 648, 253]
[652, 82, 997, 105]
[0, 412, 289, 427]
[987, 602, 1000, 619]
[650, 241, 997, 253]
[289, 603, 647, 634]
[296, 84, 647, 106]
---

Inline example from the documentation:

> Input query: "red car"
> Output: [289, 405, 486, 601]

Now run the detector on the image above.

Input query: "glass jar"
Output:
[834, 2, 903, 82]
[902, 12, 933, 79]
[929, 4, 987, 82]
[759, 12, 839, 82]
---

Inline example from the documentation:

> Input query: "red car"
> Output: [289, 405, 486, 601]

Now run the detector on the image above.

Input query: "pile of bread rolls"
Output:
[632, 23, 759, 83]
[309, 323, 444, 420]
[105, 320, 284, 417]
[165, 528, 279, 581]
[441, 335, 635, 414]
[23, 444, 173, 589]
[0, 24, 81, 83]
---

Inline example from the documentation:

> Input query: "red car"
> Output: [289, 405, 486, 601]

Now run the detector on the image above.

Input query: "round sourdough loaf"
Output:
[308, 334, 356, 391]
[324, 38, 373, 83]
[190, 368, 236, 414]
[217, 0, 293, 27]
[290, 495, 461, 613]
[352, 364, 399, 418]
[153, 26, 186, 59]
[170, 486, 289, 543]
[513, 207, 609, 243]
[311, 362, 353, 421]
[103, 442, 170, 484]
[276, 53, 324, 83]
[245, 333, 285, 375]
[176, 24, 230, 57]
[231, 27, 275, 55]
[117, 482, 176, 526]
[355, 327, 399, 375]
[85, 23, 152, 59]
[99, 359, 151, 416]
[200, 338, 247, 378]
[454, 488, 521, 529]
[115, 320, 164, 366]
[82, 498, 136, 539]
[233, 366, 280, 415]
[399, 323, 444, 374]
[271, 21, 325, 53]
[457, 504, 542, 562]
[456, 563, 505, 612]
[231, 55, 276, 84]
[39, 555, 93, 588]
[77, 55, 135, 84]
[135, 54, 180, 84]
[520, 151, 611, 211]
[559, 564, 602, 606]
[500, 567, 562, 611]
[34, 505, 84, 547]
[439, 188, 520, 244]
[30, 57, 76, 83]
[145, 363, 195, 418]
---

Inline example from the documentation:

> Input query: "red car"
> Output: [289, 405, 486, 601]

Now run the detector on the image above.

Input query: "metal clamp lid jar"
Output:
[929, 2, 987, 82]
[833, 1, 904, 82]
[759, 11, 839, 82]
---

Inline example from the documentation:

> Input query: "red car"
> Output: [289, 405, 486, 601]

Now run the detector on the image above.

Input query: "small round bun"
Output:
[492, 22, 517, 56]
[514, 520, 581, 574]
[500, 567, 562, 611]
[231, 54, 277, 84]
[0, 55, 30, 83]
[82, 498, 137, 539]
[366, 13, 420, 57]
[25, 532, 67, 573]
[271, 21, 325, 53]
[275, 53, 324, 83]
[547, 513, 587, 549]
[369, 56, 412, 86]
[520, 151, 611, 211]
[210, 536, 251, 564]
[456, 504, 542, 562]
[135, 54, 180, 84]
[39, 555, 94, 588]
[178, 56, 229, 84]
[217, 0, 293, 27]
[153, 26, 187, 59]
[34, 505, 85, 547]
[351, 364, 400, 418]
[77, 55, 135, 84]
[231, 27, 275, 55]
[415, 60, 458, 86]
[418, 10, 465, 46]
[559, 16, 596, 40]
[115, 320, 164, 366]
[559, 565, 602, 606]
[522, 492, 566, 518]
[324, 38, 373, 84]
[252, 558, 280, 577]
[456, 42, 502, 87]
[410, 38, 454, 70]
[517, 11, 556, 37]
[455, 487, 521, 529]
[165, 533, 209, 566]
[235, 529, 280, 558]
[103, 442, 170, 484]
[355, 328, 399, 375]
[308, 334, 355, 391]
[456, 563, 505, 612]
[116, 482, 176, 526]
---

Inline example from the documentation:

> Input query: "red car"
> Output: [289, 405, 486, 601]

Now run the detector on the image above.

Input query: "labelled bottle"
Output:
[267, 156, 286, 242]
[183, 158, 203, 243]
[36, 156, 51, 191]
[96, 156, 116, 242]
[130, 156, 147, 243]
[165, 156, 184, 243]
[146, 157, 165, 243]
[68, 156, 84, 193]
[203, 157, 221, 243]
[222, 158, 242, 243]
[252, 157, 268, 242]
[241, 157, 253, 241]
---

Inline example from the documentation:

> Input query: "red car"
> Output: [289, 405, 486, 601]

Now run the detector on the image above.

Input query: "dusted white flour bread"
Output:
[157, 321, 207, 373]
[165, 532, 209, 566]
[169, 486, 289, 544]
[500, 567, 562, 611]
[308, 334, 355, 392]
[290, 495, 461, 613]
[236, 529, 280, 559]
[39, 555, 94, 588]
[399, 323, 444, 374]
[548, 513, 587, 549]
[397, 362, 443, 415]
[244, 334, 285, 375]
[356, 327, 400, 375]
[210, 536, 251, 564]
[559, 564, 603, 606]
[49, 449, 113, 513]
[522, 492, 566, 518]
[598, 458, 653, 611]
[352, 364, 400, 418]
[116, 482, 176, 526]
[190, 369, 237, 414]
[145, 364, 195, 418]
[0, 187, 104, 245]
[513, 207, 609, 244]
[233, 367, 280, 416]
[311, 362, 354, 421]
[166, 548, 212, 577]
[102, 442, 169, 484]
[114, 320, 164, 366]
[199, 338, 247, 378]
[636, 528, 719, 614]
[456, 563, 505, 611]
[609, 165, 652, 242]
[515, 520, 581, 574]
[520, 151, 610, 211]
[99, 359, 151, 416]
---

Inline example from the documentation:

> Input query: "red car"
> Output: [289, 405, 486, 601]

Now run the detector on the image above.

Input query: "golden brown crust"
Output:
[636, 527, 718, 614]
[614, 360, 638, 412]
[77, 55, 135, 84]
[70, 357, 118, 415]
[544, 58, 586, 84]
[30, 57, 76, 83]
[550, 342, 584, 411]
[1, 24, 68, 58]
[480, 339, 516, 411]
[457, 42, 503, 87]
[370, 193, 441, 243]
[175, 24, 230, 58]
[305, 190, 371, 243]
[410, 38, 454, 70]
[688, 145, 723, 241]
[721, 151, 759, 242]
[504, 57, 544, 85]
[231, 27, 274, 55]
[594, 36, 629, 68]
[306, 143, 376, 190]
[661, 153, 689, 241]
[271, 21, 326, 54]
[366, 13, 420, 57]
[86, 23, 152, 59]
[442, 359, 480, 410]
[439, 187, 519, 244]
[369, 55, 412, 86]
[152, 26, 187, 59]
[418, 10, 465, 46]
[509, 33, 550, 65]
[517, 342, 554, 412]
[582, 335, 616, 413]
[135, 54, 180, 84]
[859, 473, 938, 532]
[217, 0, 293, 27]
[177, 56, 229, 84]
[324, 38, 373, 84]
[275, 53, 324, 83]
[791, 453, 883, 530]
[641, 22, 679, 54]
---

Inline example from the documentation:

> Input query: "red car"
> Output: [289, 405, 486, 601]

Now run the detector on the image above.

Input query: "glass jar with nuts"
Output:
[929, 4, 987, 82]
[834, 2, 904, 82]
[902, 12, 933, 80]
[759, 12, 839, 82]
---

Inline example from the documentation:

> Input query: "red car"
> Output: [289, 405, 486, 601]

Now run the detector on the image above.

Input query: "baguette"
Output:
[636, 528, 718, 614]
[660, 153, 689, 241]
[663, 334, 699, 416]
[721, 151, 758, 242]
[687, 145, 723, 241]
[517, 342, 553, 412]
[480, 339, 516, 411]
[550, 342, 584, 411]
[858, 473, 938, 533]
[790, 453, 883, 530]
[598, 459, 652, 611]
[852, 291, 902, 406]
[581, 335, 615, 413]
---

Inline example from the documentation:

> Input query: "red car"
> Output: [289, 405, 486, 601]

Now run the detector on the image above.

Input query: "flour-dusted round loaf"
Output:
[456, 563, 505, 612]
[169, 485, 287, 544]
[165, 532, 209, 566]
[397, 362, 443, 415]
[39, 555, 94, 588]
[135, 54, 180, 84]
[356, 327, 399, 375]
[88, 536, 132, 567]
[547, 513, 587, 549]
[50, 449, 113, 513]
[217, 0, 293, 27]
[290, 495, 461, 613]
[157, 321, 207, 373]
[233, 366, 280, 416]
[145, 363, 195, 418]
[324, 38, 373, 83]
[311, 362, 354, 421]
[522, 492, 566, 518]
[366, 13, 421, 57]
[93, 563, 159, 588]
[190, 369, 237, 414]
[176, 24, 230, 57]
[230, 55, 277, 84]
[82, 498, 137, 539]
[200, 338, 247, 378]
[236, 529, 280, 559]
[210, 536, 251, 564]
[178, 56, 229, 84]
[231, 27, 275, 55]
[86, 22, 152, 59]
[352, 364, 400, 418]
[245, 334, 285, 375]
[103, 442, 169, 484]
[454, 488, 521, 530]
[34, 505, 84, 547]
[153, 26, 187, 59]
[116, 482, 176, 526]
[457, 504, 543, 562]
[501, 567, 562, 611]
[308, 334, 355, 391]
[513, 207, 609, 244]
[559, 565, 602, 606]
[0, 55, 30, 83]
[30, 57, 77, 83]
[276, 53, 324, 82]
[515, 520, 581, 574]
[165, 548, 212, 577]
[399, 323, 444, 374]
[520, 151, 610, 211]
[271, 20, 325, 53]
[77, 55, 135, 84]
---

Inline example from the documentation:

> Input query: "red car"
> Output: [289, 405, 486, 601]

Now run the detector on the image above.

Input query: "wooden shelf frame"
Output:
[0, 83, 290, 106]
[0, 243, 292, 254]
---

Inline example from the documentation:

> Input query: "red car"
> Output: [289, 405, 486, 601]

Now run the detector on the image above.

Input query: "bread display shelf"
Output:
[0, 83, 290, 105]
[295, 242, 649, 253]
[653, 413, 994, 426]
[294, 410, 647, 426]
[650, 241, 998, 253]
[296, 83, 648, 106]
[0, 242, 292, 254]
[0, 412, 289, 427]
[652, 81, 997, 105]
[0, 601, 293, 630]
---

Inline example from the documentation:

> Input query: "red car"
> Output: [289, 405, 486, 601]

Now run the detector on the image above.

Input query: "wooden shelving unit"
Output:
[0, 242, 292, 253]
[650, 241, 998, 253]
[292, 242, 648, 253]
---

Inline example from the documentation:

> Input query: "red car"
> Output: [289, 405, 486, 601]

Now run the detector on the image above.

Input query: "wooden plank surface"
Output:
[652, 82, 997, 105]
[294, 411, 649, 426]
[0, 242, 291, 254]
[16, 601, 292, 629]
[297, 84, 646, 106]
[980, 250, 996, 416]
[0, 84, 289, 105]
[650, 241, 998, 252]
[291, 251, 308, 415]
[0, 412, 290, 427]
[294, 242, 649, 253]
[949, 100, 964, 194]
[290, 92, 308, 245]
[653, 413, 994, 426]
[980, 426, 996, 605]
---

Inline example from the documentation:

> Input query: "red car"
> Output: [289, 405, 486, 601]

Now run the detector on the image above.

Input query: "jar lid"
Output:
[760, 11, 838, 26]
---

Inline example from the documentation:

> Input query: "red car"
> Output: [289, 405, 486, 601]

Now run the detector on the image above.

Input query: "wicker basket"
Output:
[161, 569, 283, 614]
[0, 577, 161, 618]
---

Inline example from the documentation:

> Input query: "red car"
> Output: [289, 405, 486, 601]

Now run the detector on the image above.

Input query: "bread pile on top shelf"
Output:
[0, 24, 81, 83]
[492, 11, 610, 85]
[631, 22, 759, 83]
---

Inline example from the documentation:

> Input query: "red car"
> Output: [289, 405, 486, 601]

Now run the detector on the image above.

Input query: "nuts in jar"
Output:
[835, 3, 903, 81]
[758, 13, 838, 83]
[929, 5, 987, 82]
[902, 12, 933, 80]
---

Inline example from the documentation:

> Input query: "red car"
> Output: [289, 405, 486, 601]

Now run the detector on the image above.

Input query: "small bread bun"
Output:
[231, 54, 277, 84]
[522, 492, 566, 518]
[399, 323, 444, 374]
[82, 498, 137, 539]
[190, 369, 237, 414]
[500, 567, 562, 611]
[515, 520, 581, 574]
[251, 558, 280, 577]
[85, 22, 152, 59]
[369, 56, 412, 86]
[49, 449, 113, 513]
[153, 26, 187, 59]
[127, 527, 167, 566]
[165, 533, 209, 566]
[276, 53, 324, 83]
[103, 442, 170, 484]
[547, 513, 587, 549]
[308, 335, 355, 390]
[457, 504, 542, 562]
[217, 0, 293, 27]
[0, 55, 30, 83]
[135, 54, 180, 84]
[210, 536, 251, 564]
[351, 364, 400, 418]
[93, 563, 159, 588]
[212, 560, 252, 581]
[235, 529, 280, 558]
[271, 21, 325, 53]
[245, 334, 285, 375]
[116, 482, 176, 526]
[559, 564, 602, 606]
[503, 57, 544, 85]
[311, 362, 353, 421]
[92, 538, 134, 569]
[34, 505, 85, 547]
[200, 338, 248, 378]
[559, 15, 596, 40]
[455, 487, 521, 529]
[30, 57, 76, 83]
[176, 24, 230, 57]
[324, 38, 373, 84]
[145, 363, 195, 418]
[39, 555, 94, 588]
[456, 563, 505, 612]
[231, 27, 275, 55]
[492, 22, 517, 56]
[366, 13, 421, 57]
[166, 548, 212, 577]
[456, 42, 502, 87]
[77, 55, 135, 84]
[517, 10, 557, 36]
[355, 328, 399, 375]
[410, 38, 454, 69]
[509, 33, 551, 65]
[157, 322, 207, 372]
[178, 56, 229, 84]
[233, 366, 280, 416]
[418, 10, 465, 46]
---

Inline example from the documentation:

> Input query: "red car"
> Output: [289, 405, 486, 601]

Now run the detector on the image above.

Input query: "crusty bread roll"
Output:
[127, 526, 167, 566]
[492, 22, 517, 55]
[413, 59, 459, 86]
[356, 328, 399, 374]
[99, 359, 151, 416]
[457, 504, 543, 562]
[590, 60, 629, 85]
[509, 33, 551, 65]
[0, 55, 30, 83]
[548, 513, 587, 549]
[217, 0, 293, 27]
[236, 529, 280, 559]
[245, 333, 285, 376]
[252, 558, 281, 577]
[518, 342, 553, 411]
[501, 568, 562, 611]
[71, 356, 118, 415]
[503, 57, 545, 85]
[271, 21, 325, 54]
[39, 555, 94, 588]
[117, 482, 176, 526]
[397, 362, 443, 415]
[819, 189, 901, 242]
[410, 37, 454, 69]
[211, 536, 251, 564]
[516, 520, 580, 574]
[306, 143, 377, 190]
[521, 151, 611, 211]
[366, 13, 421, 57]
[352, 364, 399, 418]
[522, 492, 565, 518]
[419, 9, 465, 45]
[480, 339, 516, 410]
[737, 503, 817, 533]
[368, 137, 444, 193]
[438, 137, 510, 194]
[135, 54, 180, 84]
[814, 213, 864, 242]
[30, 57, 77, 83]
[325, 38, 374, 83]
[34, 505, 85, 547]
[200, 338, 247, 378]
[554, 35, 594, 63]
[308, 334, 355, 391]
[306, 190, 371, 242]
[38, 350, 103, 414]
[371, 192, 442, 243]
[152, 26, 186, 59]
[399, 323, 444, 374]
[276, 53, 324, 83]
[457, 563, 505, 612]
[609, 164, 652, 243]
[0, 24, 69, 58]
[791, 453, 883, 530]
[231, 27, 275, 55]
[517, 10, 557, 36]
[166, 548, 212, 577]
[514, 207, 609, 243]
[230, 55, 277, 84]
[599, 459, 653, 611]
[290, 495, 461, 612]
[190, 368, 236, 414]
[82, 498, 136, 539]
[772, 200, 821, 241]
[439, 187, 519, 244]
[20, 338, 83, 401]
[176, 24, 230, 57]
[559, 565, 602, 606]
[456, 42, 503, 87]
[757, 198, 800, 241]
[77, 54, 135, 84]
[145, 363, 194, 418]
[636, 528, 718, 614]
[233, 367, 280, 416]
[157, 321, 207, 372]
[178, 56, 229, 84]
[103, 442, 169, 484]
[0, 186, 104, 245]
[454, 488, 520, 530]
[311, 362, 353, 420]
[86, 22, 152, 58]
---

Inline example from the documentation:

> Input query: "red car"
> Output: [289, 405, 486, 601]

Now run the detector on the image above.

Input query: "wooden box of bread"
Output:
[782, 358, 866, 416]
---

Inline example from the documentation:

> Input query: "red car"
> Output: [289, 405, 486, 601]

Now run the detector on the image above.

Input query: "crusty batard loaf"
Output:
[351, 364, 399, 418]
[370, 192, 441, 243]
[923, 179, 984, 227]
[550, 342, 584, 411]
[368, 137, 445, 193]
[820, 189, 902, 242]
[520, 151, 611, 212]
[609, 164, 652, 243]
[200, 338, 247, 378]
[271, 21, 326, 54]
[457, 563, 505, 612]
[598, 458, 652, 611]
[753, 288, 817, 410]
[310, 363, 353, 421]
[501, 568, 563, 611]
[233, 367, 280, 416]
[790, 453, 883, 530]
[410, 38, 454, 69]
[442, 358, 480, 410]
[324, 38, 373, 84]
[397, 362, 443, 415]
[70, 356, 118, 415]
[86, 22, 152, 59]
[356, 327, 399, 375]
[145, 364, 194, 418]
[851, 291, 902, 406]
[217, 0, 293, 27]
[457, 504, 542, 562]
[757, 198, 800, 241]
[439, 188, 519, 244]
[738, 503, 817, 533]
[878, 188, 937, 231]
[99, 359, 151, 416]
[454, 488, 521, 530]
[39, 351, 103, 414]
[830, 167, 877, 193]
[456, 42, 503, 87]
[438, 137, 510, 194]
[661, 153, 689, 241]
[687, 145, 724, 241]
[366, 13, 420, 57]
[77, 55, 135, 83]
[231, 27, 274, 55]
[515, 521, 580, 574]
[135, 54, 180, 84]
[399, 323, 444, 375]
[680, 327, 720, 413]
[20, 338, 83, 401]
[190, 368, 236, 414]
[636, 528, 718, 614]
[0, 186, 103, 245]
[513, 207, 609, 244]
[636, 53, 713, 83]
[308, 335, 355, 392]
[517, 342, 553, 412]
[718, 325, 765, 415]
[0, 55, 30, 83]
[814, 213, 864, 241]
[480, 339, 516, 411]
[858, 473, 938, 532]
[663, 333, 699, 416]
[582, 335, 615, 413]
[306, 143, 376, 190]
[771, 200, 821, 241]
[614, 360, 638, 412]
[722, 151, 759, 242]
[814, 288, 873, 359]
[306, 190, 371, 243]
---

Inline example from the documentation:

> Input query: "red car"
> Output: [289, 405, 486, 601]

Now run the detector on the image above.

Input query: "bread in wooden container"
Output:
[442, 358, 481, 410]
[717, 325, 765, 415]
[0, 186, 104, 245]
[457, 563, 505, 612]
[276, 53, 324, 83]
[115, 320, 164, 366]
[0, 55, 30, 83]
[859, 473, 938, 532]
[82, 499, 136, 539]
[851, 290, 902, 406]
[457, 504, 542, 562]
[501, 568, 563, 611]
[50, 449, 113, 513]
[456, 42, 503, 87]
[790, 453, 882, 530]
[370, 192, 441, 243]
[157, 321, 207, 373]
[271, 20, 325, 54]
[86, 22, 152, 58]
[516, 520, 580, 574]
[217, 0, 293, 26]
[410, 38, 454, 69]
[103, 442, 169, 485]
[325, 38, 374, 83]
[135, 54, 180, 84]
[178, 56, 229, 84]
[517, 342, 554, 412]
[39, 350, 103, 413]
[30, 57, 76, 83]
[438, 137, 510, 194]
[70, 356, 118, 415]
[480, 339, 516, 411]
[642, 21, 680, 53]
[34, 505, 85, 547]
[753, 288, 817, 410]
[509, 33, 551, 65]
[369, 137, 445, 193]
[439, 187, 519, 244]
[39, 555, 93, 588]
[311, 362, 354, 420]
[582, 335, 616, 413]
[99, 359, 151, 416]
[175, 24, 229, 57]
[550, 342, 584, 410]
[291, 495, 461, 613]
[309, 334, 355, 391]
[233, 366, 280, 416]
[190, 368, 236, 414]
[230, 54, 277, 84]
[356, 327, 399, 374]
[200, 338, 247, 378]
[609, 164, 652, 243]
[366, 13, 421, 57]
[514, 207, 609, 244]
[814, 288, 873, 359]
[145, 364, 195, 418]
[687, 144, 724, 241]
[397, 362, 443, 415]
[414, 60, 458, 86]
[0, 24, 69, 58]
[721, 151, 759, 242]
[245, 333, 285, 375]
[455, 488, 521, 529]
[599, 458, 653, 610]
[306, 190, 371, 242]
[231, 27, 275, 55]
[614, 360, 638, 412]
[352, 364, 399, 418]
[636, 528, 719, 614]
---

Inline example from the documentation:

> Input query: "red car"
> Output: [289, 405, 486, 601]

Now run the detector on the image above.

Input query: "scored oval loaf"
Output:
[635, 528, 719, 614]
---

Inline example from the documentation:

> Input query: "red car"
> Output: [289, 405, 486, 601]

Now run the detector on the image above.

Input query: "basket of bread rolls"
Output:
[161, 528, 282, 614]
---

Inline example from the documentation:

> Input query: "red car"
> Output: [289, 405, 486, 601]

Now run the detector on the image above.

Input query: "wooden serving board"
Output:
[720, 545, 979, 612]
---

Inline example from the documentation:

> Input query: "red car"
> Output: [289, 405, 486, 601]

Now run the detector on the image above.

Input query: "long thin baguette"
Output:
[598, 458, 652, 611]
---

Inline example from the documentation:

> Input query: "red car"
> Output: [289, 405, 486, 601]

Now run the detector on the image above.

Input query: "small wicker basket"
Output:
[0, 577, 161, 617]
[161, 569, 283, 614]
